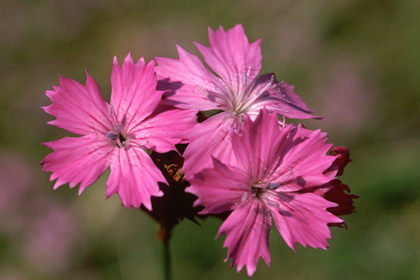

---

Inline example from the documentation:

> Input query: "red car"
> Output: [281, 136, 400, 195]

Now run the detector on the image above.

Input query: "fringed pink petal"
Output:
[251, 76, 322, 120]
[40, 135, 113, 193]
[231, 110, 292, 178]
[269, 192, 343, 251]
[187, 159, 250, 214]
[217, 199, 271, 276]
[110, 54, 162, 130]
[131, 106, 198, 153]
[181, 112, 237, 178]
[232, 110, 335, 191]
[106, 147, 164, 210]
[154, 46, 221, 111]
[274, 126, 337, 189]
[194, 24, 262, 92]
[43, 74, 111, 135]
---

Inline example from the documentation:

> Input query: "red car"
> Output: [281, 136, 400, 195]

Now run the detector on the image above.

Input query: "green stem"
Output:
[158, 226, 172, 280]
[162, 237, 171, 280]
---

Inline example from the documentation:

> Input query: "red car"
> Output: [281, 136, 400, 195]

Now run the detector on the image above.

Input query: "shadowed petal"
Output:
[41, 135, 113, 193]
[106, 147, 164, 210]
[217, 199, 271, 276]
[251, 76, 321, 120]
[155, 46, 221, 111]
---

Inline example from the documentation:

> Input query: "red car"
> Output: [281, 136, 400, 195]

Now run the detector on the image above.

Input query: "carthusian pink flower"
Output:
[187, 109, 343, 276]
[155, 24, 321, 176]
[41, 54, 196, 210]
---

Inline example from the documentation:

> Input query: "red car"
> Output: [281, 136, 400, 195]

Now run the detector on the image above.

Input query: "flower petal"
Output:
[154, 46, 222, 111]
[195, 24, 262, 89]
[41, 135, 113, 193]
[231, 110, 293, 179]
[324, 146, 352, 177]
[233, 110, 336, 191]
[181, 112, 237, 178]
[187, 159, 250, 214]
[110, 54, 162, 130]
[251, 76, 321, 120]
[106, 147, 164, 210]
[269, 192, 343, 250]
[274, 126, 337, 189]
[217, 198, 271, 276]
[130, 106, 198, 153]
[43, 73, 111, 135]
[315, 180, 359, 219]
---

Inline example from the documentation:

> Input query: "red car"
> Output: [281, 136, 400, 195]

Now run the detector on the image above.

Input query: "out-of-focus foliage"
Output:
[0, 0, 418, 279]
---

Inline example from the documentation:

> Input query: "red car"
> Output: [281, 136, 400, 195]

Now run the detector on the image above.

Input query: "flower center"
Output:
[231, 73, 277, 117]
[106, 123, 128, 148]
[197, 69, 279, 120]
[250, 181, 280, 199]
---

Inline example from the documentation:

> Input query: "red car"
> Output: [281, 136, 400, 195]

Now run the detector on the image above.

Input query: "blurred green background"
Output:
[1, 0, 419, 279]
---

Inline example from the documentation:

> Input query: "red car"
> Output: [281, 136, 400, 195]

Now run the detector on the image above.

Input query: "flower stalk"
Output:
[157, 226, 172, 280]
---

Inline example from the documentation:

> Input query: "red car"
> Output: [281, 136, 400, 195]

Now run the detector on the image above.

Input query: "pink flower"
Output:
[41, 54, 196, 210]
[155, 24, 320, 176]
[187, 109, 343, 276]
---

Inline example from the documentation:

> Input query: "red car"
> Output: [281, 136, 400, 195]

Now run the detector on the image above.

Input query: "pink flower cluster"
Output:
[41, 24, 357, 276]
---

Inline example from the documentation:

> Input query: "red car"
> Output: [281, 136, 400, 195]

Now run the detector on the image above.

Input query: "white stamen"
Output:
[197, 85, 210, 97]
[281, 116, 286, 128]
[242, 66, 252, 87]
[257, 74, 274, 94]
[130, 139, 149, 149]
[108, 105, 114, 117]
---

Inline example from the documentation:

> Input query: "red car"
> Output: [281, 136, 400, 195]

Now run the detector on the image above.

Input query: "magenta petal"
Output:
[154, 46, 221, 111]
[182, 113, 237, 178]
[41, 135, 113, 193]
[275, 126, 336, 189]
[43, 74, 111, 135]
[110, 54, 162, 129]
[231, 111, 335, 190]
[231, 110, 292, 177]
[252, 77, 322, 120]
[131, 106, 197, 153]
[187, 159, 250, 214]
[106, 147, 164, 210]
[195, 24, 262, 89]
[217, 199, 271, 276]
[269, 192, 343, 250]
[156, 25, 320, 121]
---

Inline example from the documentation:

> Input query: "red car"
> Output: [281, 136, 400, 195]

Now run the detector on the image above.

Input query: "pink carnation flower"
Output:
[41, 54, 196, 210]
[187, 109, 343, 276]
[155, 24, 320, 176]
